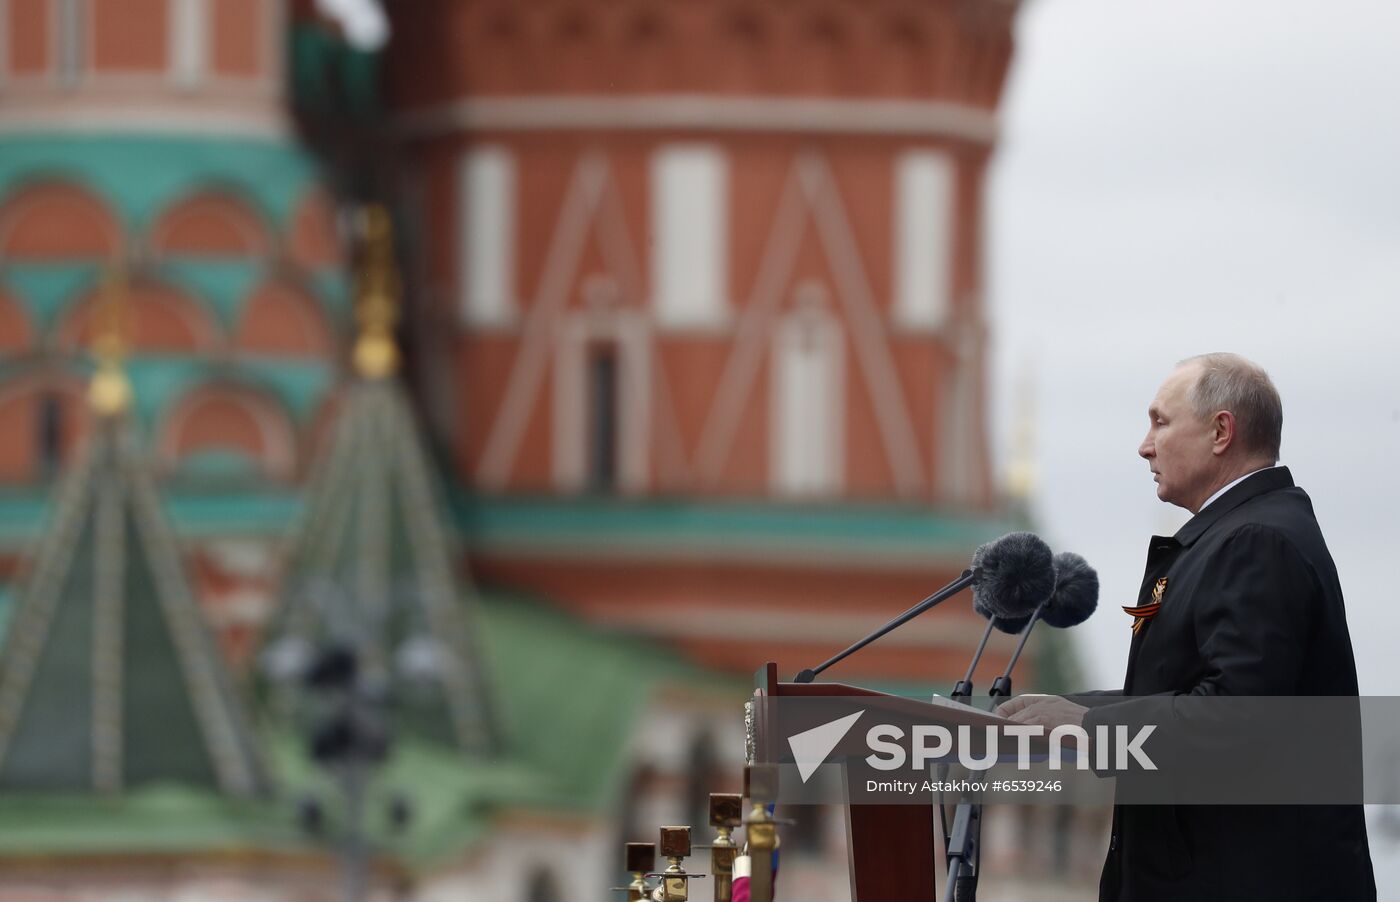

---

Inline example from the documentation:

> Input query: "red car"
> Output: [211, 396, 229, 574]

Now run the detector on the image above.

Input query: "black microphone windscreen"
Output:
[1042, 551, 1100, 628]
[992, 613, 1033, 635]
[970, 532, 1055, 623]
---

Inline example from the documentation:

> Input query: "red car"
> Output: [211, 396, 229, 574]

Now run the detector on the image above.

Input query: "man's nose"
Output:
[1139, 435, 1153, 459]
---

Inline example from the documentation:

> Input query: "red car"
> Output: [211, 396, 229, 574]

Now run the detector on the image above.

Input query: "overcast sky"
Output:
[987, 0, 1400, 695]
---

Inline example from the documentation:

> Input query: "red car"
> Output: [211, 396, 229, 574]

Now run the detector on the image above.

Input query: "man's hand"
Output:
[997, 694, 1088, 732]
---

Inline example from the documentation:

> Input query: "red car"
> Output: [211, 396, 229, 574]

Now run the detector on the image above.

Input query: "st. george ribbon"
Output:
[954, 550, 1100, 701]
[790, 532, 1057, 684]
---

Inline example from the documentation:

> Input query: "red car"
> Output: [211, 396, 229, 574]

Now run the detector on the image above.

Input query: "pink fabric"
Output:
[732, 855, 751, 902]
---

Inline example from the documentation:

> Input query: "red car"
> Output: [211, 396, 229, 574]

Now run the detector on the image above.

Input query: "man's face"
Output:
[1138, 364, 1221, 512]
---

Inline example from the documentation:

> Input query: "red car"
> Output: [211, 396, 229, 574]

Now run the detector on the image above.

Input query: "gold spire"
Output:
[87, 265, 132, 416]
[352, 205, 401, 379]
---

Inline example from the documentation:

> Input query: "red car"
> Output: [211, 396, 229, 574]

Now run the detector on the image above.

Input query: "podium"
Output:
[754, 663, 1013, 902]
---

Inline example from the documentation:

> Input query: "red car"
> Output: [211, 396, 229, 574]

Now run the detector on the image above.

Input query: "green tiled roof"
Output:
[0, 135, 321, 228]
[0, 487, 1014, 560]
[478, 592, 736, 813]
[0, 586, 1060, 864]
[171, 450, 265, 483]
[0, 416, 270, 797]
[307, 269, 353, 321]
[0, 487, 303, 547]
[454, 492, 1017, 564]
[0, 589, 742, 868]
[265, 379, 497, 754]
[0, 785, 304, 857]
[0, 488, 1014, 557]
[157, 260, 267, 331]
[235, 359, 335, 420]
[0, 492, 47, 547]
[2, 263, 100, 334]
[1, 259, 349, 348]
[0, 134, 350, 366]
[156, 260, 351, 334]
[0, 353, 336, 441]
[0, 470, 1028, 868]
[160, 491, 303, 537]
[255, 590, 741, 869]
[0, 588, 12, 641]
[122, 357, 209, 427]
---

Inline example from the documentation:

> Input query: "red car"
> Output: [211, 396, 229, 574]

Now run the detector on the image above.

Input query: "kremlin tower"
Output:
[383, 0, 1023, 686]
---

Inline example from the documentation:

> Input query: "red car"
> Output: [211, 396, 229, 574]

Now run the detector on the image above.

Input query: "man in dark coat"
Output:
[1000, 353, 1375, 901]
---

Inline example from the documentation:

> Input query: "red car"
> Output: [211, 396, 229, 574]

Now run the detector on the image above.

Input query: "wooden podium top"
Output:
[752, 662, 967, 902]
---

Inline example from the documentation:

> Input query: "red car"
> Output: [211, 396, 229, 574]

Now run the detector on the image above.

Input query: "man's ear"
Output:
[1212, 410, 1236, 455]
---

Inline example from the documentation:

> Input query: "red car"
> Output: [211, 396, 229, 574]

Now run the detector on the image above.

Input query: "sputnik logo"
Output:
[788, 710, 865, 782]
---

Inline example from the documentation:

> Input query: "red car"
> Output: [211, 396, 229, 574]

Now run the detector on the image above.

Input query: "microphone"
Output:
[951, 536, 1056, 699]
[970, 532, 1058, 625]
[934, 539, 1058, 880]
[987, 551, 1100, 699]
[792, 532, 1054, 683]
[1039, 551, 1100, 628]
[938, 550, 1093, 902]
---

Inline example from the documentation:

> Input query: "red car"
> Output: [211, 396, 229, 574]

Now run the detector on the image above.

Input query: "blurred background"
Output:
[0, 0, 1396, 899]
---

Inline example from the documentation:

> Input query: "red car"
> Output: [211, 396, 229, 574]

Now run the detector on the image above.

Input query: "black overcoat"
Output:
[1081, 466, 1375, 901]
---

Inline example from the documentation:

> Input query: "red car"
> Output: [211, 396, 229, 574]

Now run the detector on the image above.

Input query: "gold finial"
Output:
[709, 794, 742, 902]
[624, 843, 656, 902]
[741, 766, 778, 902]
[657, 826, 693, 902]
[1005, 358, 1038, 502]
[353, 204, 401, 379]
[88, 266, 132, 416]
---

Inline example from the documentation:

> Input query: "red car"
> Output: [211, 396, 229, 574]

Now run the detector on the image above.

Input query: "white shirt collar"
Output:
[1199, 464, 1278, 513]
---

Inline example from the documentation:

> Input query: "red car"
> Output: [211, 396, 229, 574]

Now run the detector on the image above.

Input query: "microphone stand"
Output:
[952, 619, 998, 701]
[784, 568, 975, 899]
[988, 605, 1042, 701]
[791, 569, 975, 683]
[942, 605, 1045, 902]
[785, 559, 1046, 902]
[936, 617, 998, 854]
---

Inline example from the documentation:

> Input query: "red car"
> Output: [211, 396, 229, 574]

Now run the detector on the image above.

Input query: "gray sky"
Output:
[987, 0, 1400, 694]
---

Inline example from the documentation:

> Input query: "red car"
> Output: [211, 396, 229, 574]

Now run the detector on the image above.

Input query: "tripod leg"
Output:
[943, 802, 980, 902]
[944, 857, 962, 902]
[956, 810, 983, 902]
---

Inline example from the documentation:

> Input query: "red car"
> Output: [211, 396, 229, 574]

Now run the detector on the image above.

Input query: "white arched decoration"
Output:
[149, 189, 272, 258]
[158, 383, 297, 481]
[234, 279, 334, 357]
[550, 275, 651, 494]
[769, 281, 844, 497]
[694, 152, 922, 497]
[52, 279, 221, 354]
[0, 180, 122, 260]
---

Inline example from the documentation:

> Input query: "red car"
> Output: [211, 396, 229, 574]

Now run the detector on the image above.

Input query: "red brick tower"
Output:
[383, 0, 1024, 686]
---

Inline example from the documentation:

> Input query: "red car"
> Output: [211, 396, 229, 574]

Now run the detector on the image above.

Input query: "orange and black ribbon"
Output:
[1123, 578, 1168, 634]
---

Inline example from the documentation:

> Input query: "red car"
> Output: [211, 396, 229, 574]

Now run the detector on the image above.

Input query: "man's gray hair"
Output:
[1178, 353, 1283, 461]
